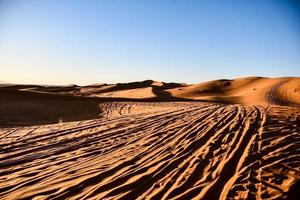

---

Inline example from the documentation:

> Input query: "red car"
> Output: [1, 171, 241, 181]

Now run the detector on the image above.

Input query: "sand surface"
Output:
[0, 77, 299, 199]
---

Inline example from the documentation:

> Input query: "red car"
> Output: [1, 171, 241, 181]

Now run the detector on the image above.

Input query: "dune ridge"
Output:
[1, 76, 299, 104]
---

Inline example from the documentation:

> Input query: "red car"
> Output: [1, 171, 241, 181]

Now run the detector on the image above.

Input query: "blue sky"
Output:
[0, 0, 299, 85]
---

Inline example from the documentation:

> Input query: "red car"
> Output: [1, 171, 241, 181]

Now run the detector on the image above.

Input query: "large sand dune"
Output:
[169, 77, 300, 107]
[2, 77, 298, 106]
[0, 77, 299, 199]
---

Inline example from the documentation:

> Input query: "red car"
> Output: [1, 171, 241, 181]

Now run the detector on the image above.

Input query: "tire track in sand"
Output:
[0, 102, 298, 200]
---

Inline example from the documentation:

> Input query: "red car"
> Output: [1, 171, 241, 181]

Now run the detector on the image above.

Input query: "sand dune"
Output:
[0, 90, 102, 126]
[169, 77, 300, 107]
[0, 77, 299, 199]
[1, 77, 298, 107]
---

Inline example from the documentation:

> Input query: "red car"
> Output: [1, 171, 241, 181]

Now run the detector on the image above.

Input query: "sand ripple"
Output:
[0, 102, 299, 199]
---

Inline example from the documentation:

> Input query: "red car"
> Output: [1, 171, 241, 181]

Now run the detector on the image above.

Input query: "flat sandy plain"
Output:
[0, 77, 299, 199]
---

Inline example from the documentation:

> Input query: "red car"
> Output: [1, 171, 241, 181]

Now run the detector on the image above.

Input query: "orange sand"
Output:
[0, 77, 299, 199]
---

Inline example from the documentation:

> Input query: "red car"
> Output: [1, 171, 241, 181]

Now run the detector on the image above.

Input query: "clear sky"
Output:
[0, 0, 299, 85]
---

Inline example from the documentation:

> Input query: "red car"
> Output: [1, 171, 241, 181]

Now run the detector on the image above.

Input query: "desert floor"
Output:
[0, 77, 299, 199]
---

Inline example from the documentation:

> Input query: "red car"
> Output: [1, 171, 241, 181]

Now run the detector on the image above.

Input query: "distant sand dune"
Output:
[2, 76, 298, 105]
[169, 77, 300, 107]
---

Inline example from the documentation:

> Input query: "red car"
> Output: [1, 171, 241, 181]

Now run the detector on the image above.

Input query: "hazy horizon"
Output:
[1, 0, 300, 85]
[1, 75, 300, 87]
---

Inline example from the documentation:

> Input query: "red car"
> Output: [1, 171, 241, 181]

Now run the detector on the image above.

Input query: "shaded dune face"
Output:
[0, 90, 102, 126]
[0, 102, 299, 200]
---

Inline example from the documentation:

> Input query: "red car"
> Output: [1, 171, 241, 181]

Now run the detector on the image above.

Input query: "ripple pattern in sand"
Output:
[0, 103, 299, 200]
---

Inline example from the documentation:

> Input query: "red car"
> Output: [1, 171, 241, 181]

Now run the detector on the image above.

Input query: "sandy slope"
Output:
[0, 102, 299, 199]
[169, 77, 300, 107]
[1, 77, 299, 126]
[0, 90, 102, 126]
[0, 76, 299, 199]
[1, 77, 298, 107]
